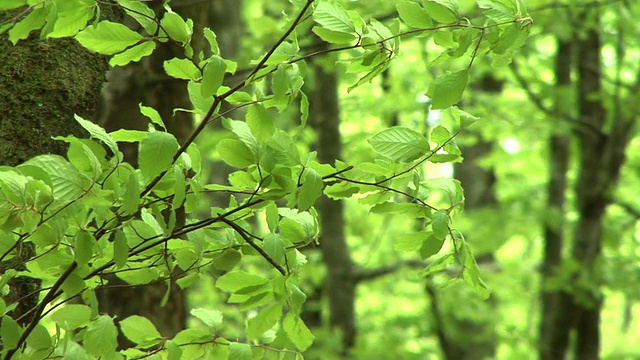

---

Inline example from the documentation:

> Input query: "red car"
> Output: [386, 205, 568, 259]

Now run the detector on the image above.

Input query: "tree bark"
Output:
[310, 59, 356, 351]
[0, 15, 108, 325]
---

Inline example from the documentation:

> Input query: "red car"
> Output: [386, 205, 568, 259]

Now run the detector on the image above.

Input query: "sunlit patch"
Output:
[502, 137, 520, 154]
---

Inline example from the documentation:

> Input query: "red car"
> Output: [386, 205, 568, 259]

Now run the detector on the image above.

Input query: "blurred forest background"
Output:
[2, 0, 640, 359]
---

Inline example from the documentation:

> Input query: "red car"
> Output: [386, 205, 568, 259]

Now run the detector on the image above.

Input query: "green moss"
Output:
[0, 37, 109, 165]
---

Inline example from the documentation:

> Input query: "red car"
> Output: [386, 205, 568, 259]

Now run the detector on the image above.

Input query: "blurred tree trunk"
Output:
[538, 38, 573, 360]
[310, 57, 356, 351]
[538, 6, 635, 360]
[0, 13, 108, 325]
[96, 0, 209, 347]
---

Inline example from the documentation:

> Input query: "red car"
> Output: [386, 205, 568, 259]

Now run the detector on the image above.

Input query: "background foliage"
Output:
[1, 0, 639, 359]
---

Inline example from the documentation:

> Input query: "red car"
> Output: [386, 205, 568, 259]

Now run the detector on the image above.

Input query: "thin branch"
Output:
[220, 218, 286, 275]
[5, 262, 78, 359]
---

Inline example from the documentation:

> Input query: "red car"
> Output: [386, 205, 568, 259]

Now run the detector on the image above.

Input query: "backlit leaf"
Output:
[164, 57, 200, 80]
[120, 315, 162, 347]
[109, 41, 156, 67]
[428, 70, 468, 109]
[139, 131, 179, 180]
[84, 316, 117, 358]
[397, 0, 433, 28]
[368, 127, 429, 162]
[75, 21, 143, 55]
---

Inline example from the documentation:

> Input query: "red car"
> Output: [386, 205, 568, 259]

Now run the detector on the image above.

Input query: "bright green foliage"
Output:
[0, 0, 530, 358]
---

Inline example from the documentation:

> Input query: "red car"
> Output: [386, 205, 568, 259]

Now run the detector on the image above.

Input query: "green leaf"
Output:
[166, 340, 183, 360]
[191, 308, 223, 328]
[1, 316, 21, 349]
[268, 130, 301, 166]
[47, 3, 95, 38]
[139, 104, 166, 130]
[0, 0, 26, 11]
[448, 106, 480, 128]
[283, 313, 313, 351]
[8, 5, 46, 44]
[313, 1, 355, 33]
[22, 155, 85, 201]
[212, 249, 242, 271]
[26, 323, 51, 350]
[203, 27, 220, 55]
[138, 131, 179, 180]
[263, 233, 285, 264]
[478, 0, 517, 21]
[164, 58, 200, 80]
[201, 55, 226, 97]
[271, 65, 291, 112]
[247, 302, 282, 340]
[265, 203, 279, 232]
[431, 210, 449, 240]
[224, 119, 259, 157]
[429, 154, 460, 163]
[298, 168, 323, 210]
[216, 271, 269, 293]
[428, 70, 468, 109]
[246, 105, 276, 143]
[109, 41, 156, 67]
[229, 342, 253, 360]
[368, 127, 429, 162]
[188, 81, 214, 114]
[423, 0, 458, 23]
[492, 22, 530, 55]
[74, 230, 94, 267]
[299, 92, 309, 127]
[397, 0, 433, 28]
[64, 139, 102, 180]
[217, 139, 255, 168]
[312, 26, 357, 44]
[160, 10, 191, 44]
[430, 125, 451, 147]
[394, 231, 430, 252]
[74, 114, 118, 154]
[120, 315, 162, 347]
[84, 315, 117, 358]
[51, 304, 91, 330]
[420, 233, 444, 259]
[117, 0, 157, 34]
[460, 241, 491, 299]
[75, 21, 143, 55]
[113, 230, 128, 269]
[279, 218, 306, 243]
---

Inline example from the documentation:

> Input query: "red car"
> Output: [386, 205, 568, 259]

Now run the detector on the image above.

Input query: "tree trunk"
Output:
[540, 7, 635, 359]
[310, 59, 356, 351]
[538, 39, 573, 360]
[0, 18, 108, 325]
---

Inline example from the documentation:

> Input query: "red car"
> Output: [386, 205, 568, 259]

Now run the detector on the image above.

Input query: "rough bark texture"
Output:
[538, 39, 573, 360]
[96, 0, 209, 346]
[0, 17, 109, 325]
[311, 61, 356, 351]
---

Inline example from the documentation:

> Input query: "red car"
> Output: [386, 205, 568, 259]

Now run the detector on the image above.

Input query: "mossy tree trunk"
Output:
[0, 20, 109, 325]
